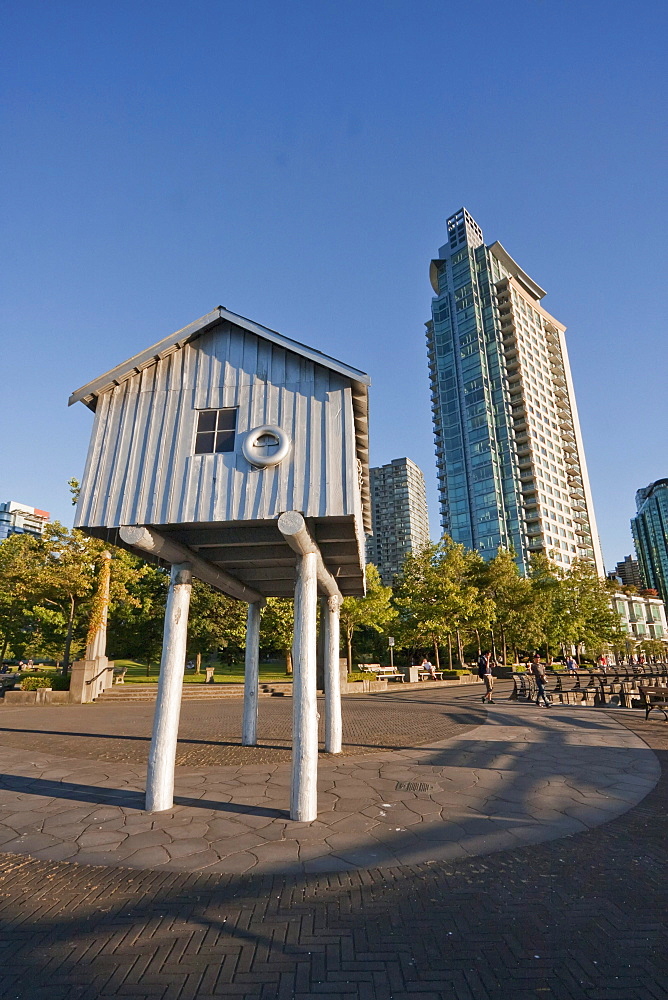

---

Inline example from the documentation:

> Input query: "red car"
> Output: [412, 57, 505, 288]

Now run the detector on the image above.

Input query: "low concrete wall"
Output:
[341, 678, 389, 695]
[340, 674, 482, 696]
[3, 689, 71, 706]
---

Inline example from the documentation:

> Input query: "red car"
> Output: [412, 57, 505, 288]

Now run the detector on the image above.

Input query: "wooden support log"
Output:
[290, 550, 319, 822]
[146, 562, 192, 812]
[242, 601, 261, 746]
[277, 511, 342, 599]
[119, 525, 264, 606]
[323, 595, 343, 754]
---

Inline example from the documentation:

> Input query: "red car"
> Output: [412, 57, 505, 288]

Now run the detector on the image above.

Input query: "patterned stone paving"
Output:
[0, 687, 658, 874]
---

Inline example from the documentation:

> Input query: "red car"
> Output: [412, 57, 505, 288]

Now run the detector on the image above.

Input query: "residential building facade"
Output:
[0, 501, 50, 541]
[611, 590, 667, 646]
[426, 207, 604, 575]
[632, 478, 668, 602]
[366, 457, 430, 585]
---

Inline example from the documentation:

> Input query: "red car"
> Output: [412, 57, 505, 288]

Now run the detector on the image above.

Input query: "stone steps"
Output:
[96, 682, 293, 703]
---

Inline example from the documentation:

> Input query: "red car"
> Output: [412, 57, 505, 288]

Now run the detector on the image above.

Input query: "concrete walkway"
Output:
[0, 687, 658, 874]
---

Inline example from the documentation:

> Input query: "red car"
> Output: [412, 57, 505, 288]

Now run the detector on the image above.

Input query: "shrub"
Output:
[21, 676, 53, 690]
[49, 674, 70, 691]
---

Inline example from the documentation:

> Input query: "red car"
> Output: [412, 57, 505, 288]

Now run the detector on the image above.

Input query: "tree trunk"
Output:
[456, 630, 464, 670]
[195, 652, 201, 674]
[285, 647, 293, 675]
[433, 640, 440, 670]
[448, 634, 453, 671]
[490, 629, 497, 664]
[146, 660, 151, 677]
[500, 626, 507, 668]
[346, 630, 353, 673]
[0, 635, 8, 664]
[62, 596, 76, 675]
[474, 629, 481, 657]
[513, 645, 518, 667]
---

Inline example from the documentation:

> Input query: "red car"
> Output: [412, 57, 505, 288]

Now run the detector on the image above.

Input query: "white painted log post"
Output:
[323, 595, 343, 754]
[291, 550, 319, 822]
[242, 601, 262, 746]
[145, 562, 193, 813]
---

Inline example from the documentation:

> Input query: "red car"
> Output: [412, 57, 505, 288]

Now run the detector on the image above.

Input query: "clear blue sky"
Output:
[2, 1, 666, 570]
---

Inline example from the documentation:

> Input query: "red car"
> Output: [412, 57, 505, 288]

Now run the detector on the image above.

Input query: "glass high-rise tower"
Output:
[631, 479, 668, 602]
[426, 208, 604, 575]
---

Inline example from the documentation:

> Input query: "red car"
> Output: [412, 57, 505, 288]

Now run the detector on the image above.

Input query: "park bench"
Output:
[510, 672, 536, 701]
[0, 674, 18, 695]
[620, 678, 641, 708]
[638, 684, 668, 721]
[357, 664, 405, 682]
[113, 667, 127, 684]
[417, 668, 444, 681]
[374, 665, 405, 682]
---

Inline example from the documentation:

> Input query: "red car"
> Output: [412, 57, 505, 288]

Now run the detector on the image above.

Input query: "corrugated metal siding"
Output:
[75, 321, 361, 530]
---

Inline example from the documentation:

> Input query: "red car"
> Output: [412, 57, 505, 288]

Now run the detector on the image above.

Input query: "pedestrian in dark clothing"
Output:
[478, 651, 495, 703]
[530, 654, 550, 707]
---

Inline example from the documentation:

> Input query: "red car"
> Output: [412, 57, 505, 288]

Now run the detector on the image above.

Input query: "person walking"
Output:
[566, 654, 577, 675]
[531, 653, 550, 707]
[478, 650, 495, 703]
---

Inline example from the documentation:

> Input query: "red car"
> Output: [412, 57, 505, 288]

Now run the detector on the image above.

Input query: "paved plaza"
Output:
[0, 684, 667, 998]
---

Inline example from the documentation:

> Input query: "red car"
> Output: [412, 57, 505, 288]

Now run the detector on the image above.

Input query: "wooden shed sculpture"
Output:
[70, 307, 371, 821]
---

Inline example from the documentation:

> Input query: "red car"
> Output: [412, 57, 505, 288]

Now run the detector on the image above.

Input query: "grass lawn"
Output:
[113, 659, 293, 684]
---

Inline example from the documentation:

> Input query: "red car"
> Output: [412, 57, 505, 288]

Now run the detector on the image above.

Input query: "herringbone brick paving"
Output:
[0, 712, 666, 999]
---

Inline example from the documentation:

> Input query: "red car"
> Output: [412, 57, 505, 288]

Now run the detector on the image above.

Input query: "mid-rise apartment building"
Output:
[632, 478, 668, 602]
[426, 207, 604, 575]
[611, 590, 667, 644]
[0, 501, 50, 541]
[366, 457, 430, 585]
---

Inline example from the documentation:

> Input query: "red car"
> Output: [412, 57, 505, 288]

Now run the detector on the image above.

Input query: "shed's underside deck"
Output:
[85, 516, 366, 598]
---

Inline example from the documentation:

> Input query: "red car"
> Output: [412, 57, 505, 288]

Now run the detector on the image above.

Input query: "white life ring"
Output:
[242, 425, 291, 468]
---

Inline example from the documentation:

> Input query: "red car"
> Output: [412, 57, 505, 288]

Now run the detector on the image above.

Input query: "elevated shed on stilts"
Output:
[69, 307, 370, 821]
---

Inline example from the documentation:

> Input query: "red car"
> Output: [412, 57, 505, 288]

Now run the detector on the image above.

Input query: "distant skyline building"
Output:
[613, 555, 643, 590]
[426, 207, 604, 576]
[0, 500, 50, 541]
[366, 457, 430, 585]
[632, 479, 668, 602]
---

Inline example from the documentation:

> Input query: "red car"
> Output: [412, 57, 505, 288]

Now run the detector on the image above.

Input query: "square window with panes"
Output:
[194, 408, 237, 454]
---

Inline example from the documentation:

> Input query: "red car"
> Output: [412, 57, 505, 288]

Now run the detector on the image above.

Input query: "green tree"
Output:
[474, 548, 540, 665]
[0, 532, 45, 661]
[558, 560, 623, 658]
[340, 564, 396, 671]
[186, 581, 247, 664]
[107, 560, 168, 671]
[528, 553, 569, 660]
[394, 538, 492, 670]
[260, 598, 295, 674]
[529, 555, 623, 662]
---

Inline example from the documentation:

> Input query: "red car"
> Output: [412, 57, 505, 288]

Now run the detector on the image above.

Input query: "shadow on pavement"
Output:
[0, 774, 287, 818]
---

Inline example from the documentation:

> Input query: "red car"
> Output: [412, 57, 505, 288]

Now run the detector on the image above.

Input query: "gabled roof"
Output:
[68, 306, 370, 408]
[68, 306, 372, 532]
